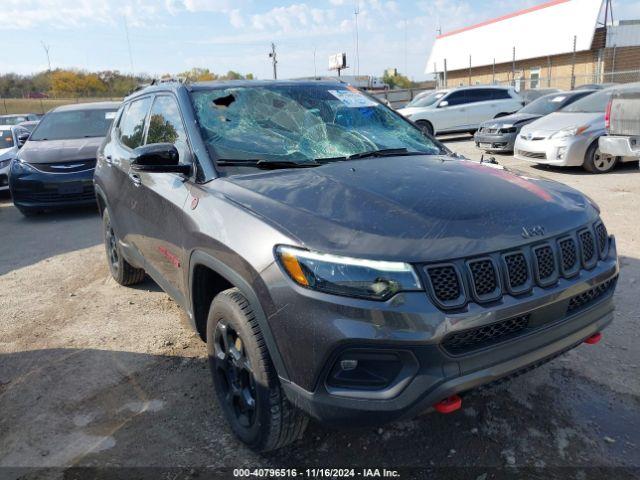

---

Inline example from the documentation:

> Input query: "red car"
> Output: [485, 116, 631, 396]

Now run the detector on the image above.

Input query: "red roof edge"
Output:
[437, 0, 573, 39]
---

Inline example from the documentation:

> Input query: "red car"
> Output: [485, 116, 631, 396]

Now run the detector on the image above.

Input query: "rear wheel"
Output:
[415, 120, 434, 136]
[102, 208, 145, 286]
[583, 141, 618, 174]
[207, 288, 308, 452]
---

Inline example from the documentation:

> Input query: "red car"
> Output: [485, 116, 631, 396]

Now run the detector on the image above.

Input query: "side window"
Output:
[467, 89, 493, 103]
[146, 95, 190, 162]
[119, 97, 152, 149]
[444, 90, 468, 106]
[491, 89, 512, 100]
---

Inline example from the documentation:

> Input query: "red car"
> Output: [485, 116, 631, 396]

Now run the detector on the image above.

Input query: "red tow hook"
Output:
[433, 395, 462, 414]
[584, 332, 603, 345]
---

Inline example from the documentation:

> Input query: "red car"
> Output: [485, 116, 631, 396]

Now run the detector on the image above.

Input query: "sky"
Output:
[1, 0, 639, 80]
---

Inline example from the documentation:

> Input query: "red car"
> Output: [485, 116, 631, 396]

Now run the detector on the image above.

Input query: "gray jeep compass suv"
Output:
[95, 80, 618, 452]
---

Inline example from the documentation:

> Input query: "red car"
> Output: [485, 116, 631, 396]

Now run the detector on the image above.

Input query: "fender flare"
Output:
[188, 250, 290, 381]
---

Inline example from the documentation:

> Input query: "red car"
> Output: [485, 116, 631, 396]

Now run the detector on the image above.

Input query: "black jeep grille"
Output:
[567, 277, 616, 314]
[595, 223, 608, 257]
[422, 221, 613, 313]
[535, 245, 556, 281]
[579, 230, 596, 265]
[442, 315, 530, 355]
[504, 253, 529, 289]
[559, 238, 578, 274]
[426, 266, 461, 303]
[469, 259, 497, 297]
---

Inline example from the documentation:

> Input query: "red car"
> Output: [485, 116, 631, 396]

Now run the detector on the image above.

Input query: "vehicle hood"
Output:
[397, 106, 432, 117]
[215, 156, 598, 262]
[16, 137, 104, 164]
[521, 112, 603, 135]
[481, 112, 541, 129]
[0, 146, 17, 160]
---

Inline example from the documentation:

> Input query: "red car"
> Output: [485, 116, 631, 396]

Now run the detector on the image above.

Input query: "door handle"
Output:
[129, 172, 142, 187]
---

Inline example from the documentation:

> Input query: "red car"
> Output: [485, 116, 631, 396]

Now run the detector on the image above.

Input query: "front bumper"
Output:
[265, 237, 618, 426]
[474, 131, 517, 152]
[599, 135, 640, 159]
[514, 134, 593, 167]
[9, 162, 96, 209]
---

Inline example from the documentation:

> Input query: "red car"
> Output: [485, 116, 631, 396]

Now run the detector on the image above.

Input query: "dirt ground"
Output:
[0, 138, 639, 479]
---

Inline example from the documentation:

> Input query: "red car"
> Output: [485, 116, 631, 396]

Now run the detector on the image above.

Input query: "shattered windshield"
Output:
[191, 84, 441, 165]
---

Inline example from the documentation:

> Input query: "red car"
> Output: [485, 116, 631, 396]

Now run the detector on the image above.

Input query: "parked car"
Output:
[9, 101, 119, 216]
[475, 90, 596, 153]
[397, 86, 522, 135]
[599, 82, 640, 162]
[17, 120, 40, 133]
[0, 113, 40, 125]
[95, 80, 618, 451]
[515, 87, 638, 173]
[520, 88, 562, 105]
[0, 124, 30, 192]
[575, 83, 617, 91]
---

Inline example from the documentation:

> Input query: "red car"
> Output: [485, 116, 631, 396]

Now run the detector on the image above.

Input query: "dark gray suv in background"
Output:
[94, 80, 619, 451]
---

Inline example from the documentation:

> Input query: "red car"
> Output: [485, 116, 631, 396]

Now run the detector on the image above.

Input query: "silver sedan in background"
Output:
[514, 88, 637, 173]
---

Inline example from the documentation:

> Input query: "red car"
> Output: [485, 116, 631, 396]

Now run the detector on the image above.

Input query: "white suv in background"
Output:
[398, 86, 523, 136]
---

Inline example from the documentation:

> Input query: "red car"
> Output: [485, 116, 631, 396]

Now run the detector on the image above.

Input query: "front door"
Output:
[132, 94, 191, 301]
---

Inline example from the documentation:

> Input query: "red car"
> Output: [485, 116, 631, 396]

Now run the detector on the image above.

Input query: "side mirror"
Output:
[438, 100, 449, 108]
[131, 143, 191, 175]
[17, 132, 30, 147]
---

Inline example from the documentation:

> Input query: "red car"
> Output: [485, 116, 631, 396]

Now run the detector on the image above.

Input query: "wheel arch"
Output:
[188, 250, 290, 381]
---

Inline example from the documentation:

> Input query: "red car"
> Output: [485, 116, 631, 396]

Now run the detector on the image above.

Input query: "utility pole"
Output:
[512, 46, 516, 87]
[313, 47, 317, 78]
[354, 0, 360, 76]
[570, 35, 577, 89]
[41, 41, 51, 71]
[123, 17, 135, 75]
[404, 19, 408, 76]
[269, 43, 278, 79]
[468, 55, 472, 86]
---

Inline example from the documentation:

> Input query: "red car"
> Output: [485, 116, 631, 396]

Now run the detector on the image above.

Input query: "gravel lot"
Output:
[1, 137, 639, 478]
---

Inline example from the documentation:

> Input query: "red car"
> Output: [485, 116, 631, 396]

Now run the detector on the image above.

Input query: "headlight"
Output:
[550, 125, 589, 140]
[0, 158, 12, 169]
[275, 245, 422, 300]
[11, 157, 35, 172]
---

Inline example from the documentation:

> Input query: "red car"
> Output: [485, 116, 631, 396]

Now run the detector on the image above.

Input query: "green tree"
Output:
[382, 70, 415, 89]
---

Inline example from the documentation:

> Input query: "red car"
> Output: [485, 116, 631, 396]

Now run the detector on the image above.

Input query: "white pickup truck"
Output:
[599, 82, 640, 162]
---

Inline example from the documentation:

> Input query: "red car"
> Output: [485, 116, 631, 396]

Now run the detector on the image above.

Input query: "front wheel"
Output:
[207, 288, 308, 452]
[415, 120, 434, 136]
[102, 208, 146, 286]
[583, 142, 618, 173]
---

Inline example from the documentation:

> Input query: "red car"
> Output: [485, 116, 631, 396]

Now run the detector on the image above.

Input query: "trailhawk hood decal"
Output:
[216, 156, 598, 262]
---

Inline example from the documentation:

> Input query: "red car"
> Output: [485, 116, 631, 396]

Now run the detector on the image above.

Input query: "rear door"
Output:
[466, 88, 499, 127]
[132, 94, 191, 301]
[436, 90, 469, 131]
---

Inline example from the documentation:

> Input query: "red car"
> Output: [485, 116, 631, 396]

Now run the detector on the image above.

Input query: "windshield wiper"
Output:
[216, 159, 321, 170]
[317, 148, 434, 163]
